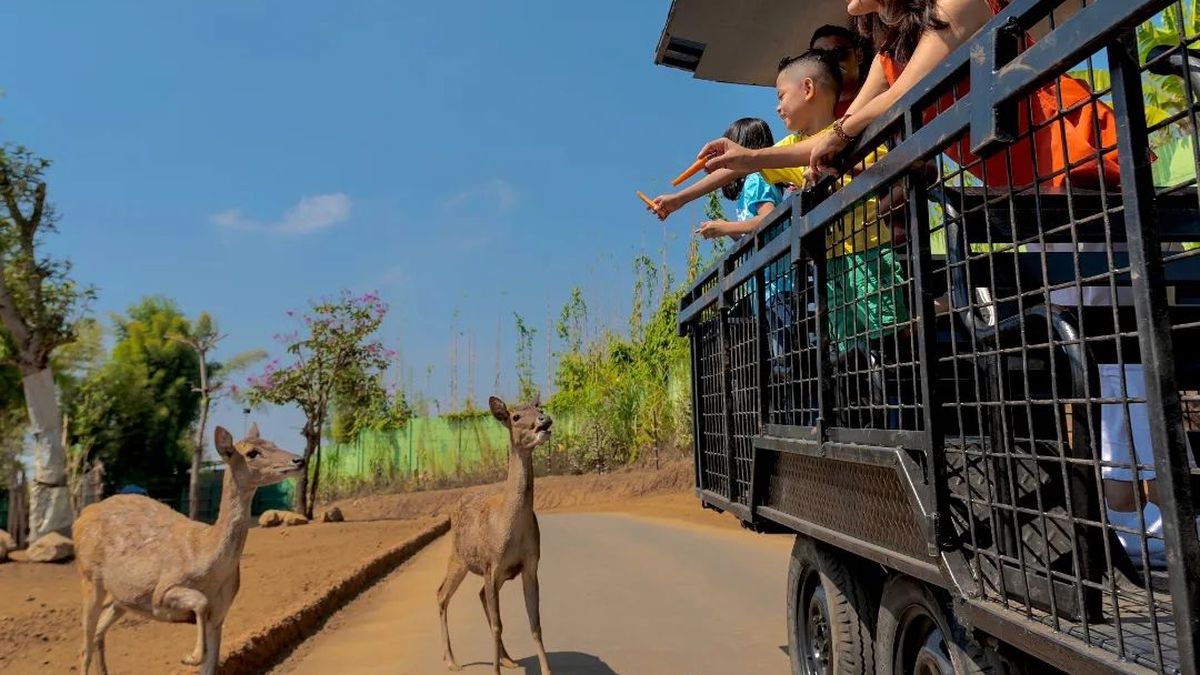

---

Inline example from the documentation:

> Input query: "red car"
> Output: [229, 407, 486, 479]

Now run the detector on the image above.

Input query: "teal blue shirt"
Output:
[735, 172, 782, 222]
[733, 174, 790, 299]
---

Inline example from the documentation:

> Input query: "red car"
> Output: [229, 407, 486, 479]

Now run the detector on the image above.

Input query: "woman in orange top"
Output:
[700, 0, 1123, 190]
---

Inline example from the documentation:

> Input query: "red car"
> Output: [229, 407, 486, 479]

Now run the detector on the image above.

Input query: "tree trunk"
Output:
[307, 441, 322, 520]
[22, 368, 71, 541]
[295, 431, 317, 517]
[8, 468, 28, 549]
[189, 357, 210, 521]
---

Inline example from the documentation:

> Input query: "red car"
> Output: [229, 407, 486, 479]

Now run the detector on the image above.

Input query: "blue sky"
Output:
[3, 1, 782, 452]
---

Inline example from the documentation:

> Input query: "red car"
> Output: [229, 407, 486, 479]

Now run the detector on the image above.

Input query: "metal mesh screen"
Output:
[677, 1, 1200, 669]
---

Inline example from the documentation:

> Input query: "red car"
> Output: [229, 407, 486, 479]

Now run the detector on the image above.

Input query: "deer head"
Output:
[489, 395, 552, 452]
[213, 424, 305, 489]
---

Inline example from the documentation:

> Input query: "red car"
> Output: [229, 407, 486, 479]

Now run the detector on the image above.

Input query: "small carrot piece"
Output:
[636, 191, 664, 216]
[671, 157, 709, 186]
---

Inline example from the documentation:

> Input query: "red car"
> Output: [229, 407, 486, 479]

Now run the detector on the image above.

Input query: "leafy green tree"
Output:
[1, 317, 102, 491]
[67, 297, 202, 494]
[243, 291, 391, 518]
[0, 353, 24, 485]
[1138, 3, 1200, 131]
[549, 252, 692, 473]
[329, 365, 411, 444]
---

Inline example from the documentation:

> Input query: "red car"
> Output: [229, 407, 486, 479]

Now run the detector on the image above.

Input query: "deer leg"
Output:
[522, 562, 553, 675]
[93, 602, 125, 675]
[198, 619, 222, 675]
[484, 575, 505, 675]
[80, 578, 103, 675]
[479, 586, 519, 669]
[437, 552, 468, 672]
[159, 587, 209, 667]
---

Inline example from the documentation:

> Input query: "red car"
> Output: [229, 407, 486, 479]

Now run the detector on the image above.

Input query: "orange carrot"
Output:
[636, 191, 664, 216]
[671, 157, 709, 186]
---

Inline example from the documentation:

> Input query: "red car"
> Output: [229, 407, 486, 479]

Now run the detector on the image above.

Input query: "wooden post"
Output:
[8, 468, 28, 549]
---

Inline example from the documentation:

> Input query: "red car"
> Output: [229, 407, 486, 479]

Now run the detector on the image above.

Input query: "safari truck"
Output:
[661, 0, 1200, 672]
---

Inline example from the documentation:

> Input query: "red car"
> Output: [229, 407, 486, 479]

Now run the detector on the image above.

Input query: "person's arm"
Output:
[810, 0, 990, 172]
[843, 55, 890, 118]
[651, 168, 747, 220]
[696, 202, 775, 240]
[696, 135, 822, 174]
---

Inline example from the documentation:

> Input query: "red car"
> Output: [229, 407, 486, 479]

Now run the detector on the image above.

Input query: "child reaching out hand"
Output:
[693, 118, 783, 240]
[649, 50, 843, 224]
[653, 50, 907, 351]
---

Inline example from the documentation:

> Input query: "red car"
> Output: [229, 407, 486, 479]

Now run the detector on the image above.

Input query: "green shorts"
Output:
[827, 246, 910, 349]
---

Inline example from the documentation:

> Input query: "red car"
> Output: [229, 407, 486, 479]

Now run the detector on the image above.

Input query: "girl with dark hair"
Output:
[696, 117, 783, 240]
[699, 0, 1123, 190]
[652, 51, 846, 226]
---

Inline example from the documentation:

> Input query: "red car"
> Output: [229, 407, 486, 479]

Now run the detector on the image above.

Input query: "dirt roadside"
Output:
[0, 462, 729, 674]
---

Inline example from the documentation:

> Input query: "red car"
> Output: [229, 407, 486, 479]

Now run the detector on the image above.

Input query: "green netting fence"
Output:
[318, 413, 583, 491]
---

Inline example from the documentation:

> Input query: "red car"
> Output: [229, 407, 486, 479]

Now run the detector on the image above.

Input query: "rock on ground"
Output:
[0, 529, 15, 562]
[282, 512, 309, 526]
[259, 510, 284, 528]
[320, 507, 344, 523]
[26, 532, 73, 563]
[259, 510, 309, 527]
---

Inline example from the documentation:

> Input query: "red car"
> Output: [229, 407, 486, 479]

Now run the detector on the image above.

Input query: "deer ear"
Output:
[247, 422, 260, 439]
[214, 426, 236, 459]
[531, 391, 541, 408]
[489, 396, 510, 426]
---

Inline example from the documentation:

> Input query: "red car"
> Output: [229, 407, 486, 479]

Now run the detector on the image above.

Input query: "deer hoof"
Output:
[181, 652, 203, 666]
[500, 656, 520, 669]
[445, 660, 463, 672]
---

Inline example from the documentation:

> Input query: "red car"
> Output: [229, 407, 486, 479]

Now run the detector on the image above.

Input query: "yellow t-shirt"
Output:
[760, 131, 890, 256]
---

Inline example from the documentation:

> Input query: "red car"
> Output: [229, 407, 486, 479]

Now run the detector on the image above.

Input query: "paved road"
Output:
[273, 513, 793, 675]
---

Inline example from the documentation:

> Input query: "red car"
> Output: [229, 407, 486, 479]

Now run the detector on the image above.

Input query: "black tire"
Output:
[788, 535, 878, 675]
[875, 575, 1005, 675]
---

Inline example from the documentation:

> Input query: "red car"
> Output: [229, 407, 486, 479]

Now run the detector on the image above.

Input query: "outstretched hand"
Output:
[650, 194, 684, 221]
[695, 220, 734, 240]
[697, 138, 753, 172]
[808, 129, 849, 177]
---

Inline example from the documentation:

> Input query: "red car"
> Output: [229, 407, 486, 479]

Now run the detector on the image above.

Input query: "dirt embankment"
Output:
[0, 461, 715, 675]
[0, 519, 438, 675]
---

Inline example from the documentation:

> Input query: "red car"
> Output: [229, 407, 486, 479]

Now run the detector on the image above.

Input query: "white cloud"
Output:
[276, 193, 351, 233]
[211, 208, 255, 230]
[212, 193, 351, 234]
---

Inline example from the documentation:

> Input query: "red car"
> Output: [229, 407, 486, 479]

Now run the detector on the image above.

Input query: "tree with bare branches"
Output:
[0, 146, 94, 541]
[171, 313, 265, 520]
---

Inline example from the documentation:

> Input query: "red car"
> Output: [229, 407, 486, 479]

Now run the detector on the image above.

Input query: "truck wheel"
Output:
[875, 575, 1003, 675]
[788, 535, 877, 675]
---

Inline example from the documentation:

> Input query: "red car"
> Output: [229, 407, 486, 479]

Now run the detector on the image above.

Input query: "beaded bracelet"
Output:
[831, 117, 857, 144]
